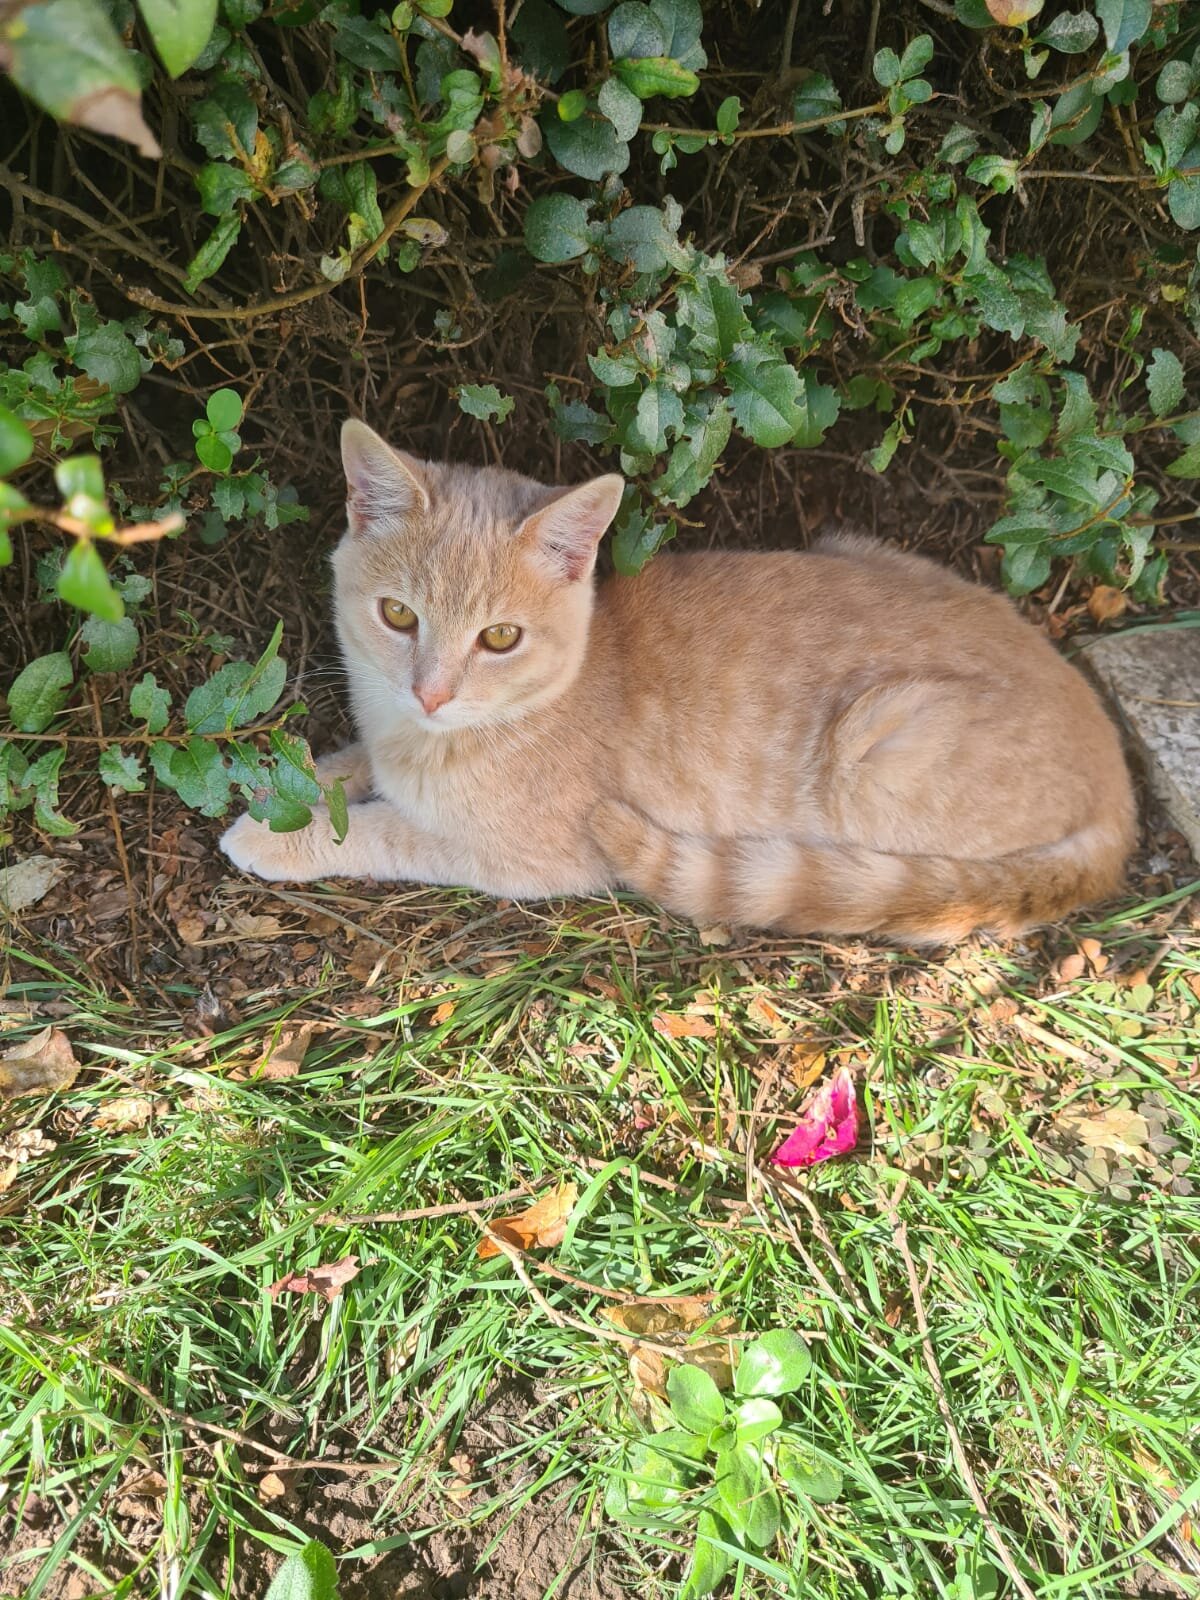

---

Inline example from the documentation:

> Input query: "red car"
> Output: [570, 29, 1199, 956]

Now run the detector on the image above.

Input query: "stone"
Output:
[1080, 625, 1200, 858]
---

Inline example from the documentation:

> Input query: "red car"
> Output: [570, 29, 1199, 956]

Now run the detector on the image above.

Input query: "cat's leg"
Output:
[220, 799, 457, 885]
[313, 741, 375, 803]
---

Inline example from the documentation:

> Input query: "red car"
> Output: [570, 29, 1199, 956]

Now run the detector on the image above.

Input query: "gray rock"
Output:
[1079, 624, 1200, 858]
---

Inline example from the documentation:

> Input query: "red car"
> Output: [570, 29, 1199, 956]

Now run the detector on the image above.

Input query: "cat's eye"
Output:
[480, 623, 522, 652]
[380, 598, 417, 631]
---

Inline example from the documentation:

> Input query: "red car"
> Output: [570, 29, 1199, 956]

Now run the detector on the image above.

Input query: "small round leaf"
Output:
[667, 1362, 726, 1433]
[206, 388, 243, 431]
[734, 1330, 811, 1398]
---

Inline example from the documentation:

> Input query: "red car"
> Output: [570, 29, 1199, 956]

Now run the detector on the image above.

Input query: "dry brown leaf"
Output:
[0, 1026, 81, 1100]
[1059, 1105, 1150, 1159]
[986, 996, 1020, 1024]
[602, 1298, 737, 1401]
[0, 855, 68, 915]
[0, 1127, 57, 1193]
[652, 1012, 716, 1040]
[1186, 974, 1200, 1004]
[747, 995, 787, 1036]
[444, 1452, 475, 1504]
[1056, 953, 1086, 982]
[268, 1254, 360, 1303]
[697, 925, 732, 947]
[91, 1096, 163, 1132]
[1078, 936, 1109, 974]
[601, 1296, 716, 1338]
[231, 1023, 317, 1082]
[115, 1471, 168, 1520]
[431, 1001, 456, 1025]
[258, 1471, 294, 1502]
[225, 913, 285, 940]
[477, 1182, 578, 1260]
[1087, 585, 1128, 625]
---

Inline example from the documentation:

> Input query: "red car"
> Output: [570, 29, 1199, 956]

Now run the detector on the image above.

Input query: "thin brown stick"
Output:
[321, 1183, 531, 1225]
[891, 1212, 1039, 1600]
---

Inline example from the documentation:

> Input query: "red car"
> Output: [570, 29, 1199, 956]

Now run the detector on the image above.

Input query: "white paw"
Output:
[220, 811, 317, 881]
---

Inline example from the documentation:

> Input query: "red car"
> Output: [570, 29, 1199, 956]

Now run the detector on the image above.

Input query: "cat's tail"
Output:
[588, 800, 1134, 944]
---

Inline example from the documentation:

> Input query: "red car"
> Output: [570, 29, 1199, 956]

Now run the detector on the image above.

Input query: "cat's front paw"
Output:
[220, 809, 335, 882]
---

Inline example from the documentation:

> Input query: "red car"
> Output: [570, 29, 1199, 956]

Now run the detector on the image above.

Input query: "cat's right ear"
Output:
[340, 419, 431, 535]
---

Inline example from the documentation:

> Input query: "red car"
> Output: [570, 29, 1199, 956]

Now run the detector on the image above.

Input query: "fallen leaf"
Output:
[747, 995, 787, 1036]
[786, 1037, 828, 1089]
[771, 1067, 859, 1168]
[231, 1022, 317, 1082]
[0, 1127, 57, 1193]
[602, 1298, 738, 1401]
[268, 1254, 360, 1303]
[477, 1183, 578, 1260]
[0, 1026, 81, 1099]
[652, 1012, 716, 1040]
[225, 913, 285, 940]
[697, 925, 732, 947]
[258, 1471, 293, 1502]
[115, 1471, 168, 1520]
[431, 1001, 456, 1025]
[0, 855, 68, 915]
[1056, 952, 1087, 982]
[1087, 585, 1128, 625]
[601, 1296, 716, 1338]
[444, 1451, 475, 1504]
[1078, 936, 1109, 974]
[986, 997, 1019, 1024]
[91, 1096, 162, 1132]
[1059, 1105, 1151, 1160]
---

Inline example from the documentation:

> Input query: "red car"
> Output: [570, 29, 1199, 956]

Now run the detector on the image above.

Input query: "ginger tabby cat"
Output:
[220, 419, 1136, 943]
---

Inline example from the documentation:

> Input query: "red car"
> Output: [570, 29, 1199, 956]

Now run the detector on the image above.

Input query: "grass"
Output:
[1, 884, 1199, 1600]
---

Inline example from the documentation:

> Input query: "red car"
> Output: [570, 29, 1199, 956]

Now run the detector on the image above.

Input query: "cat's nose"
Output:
[415, 683, 454, 715]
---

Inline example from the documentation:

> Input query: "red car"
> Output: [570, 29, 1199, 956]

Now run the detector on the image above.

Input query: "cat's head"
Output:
[332, 419, 624, 733]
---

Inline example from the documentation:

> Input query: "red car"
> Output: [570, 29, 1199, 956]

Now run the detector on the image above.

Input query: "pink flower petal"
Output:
[770, 1067, 859, 1168]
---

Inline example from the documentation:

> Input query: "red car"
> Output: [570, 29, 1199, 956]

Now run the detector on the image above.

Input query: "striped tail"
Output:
[588, 800, 1133, 944]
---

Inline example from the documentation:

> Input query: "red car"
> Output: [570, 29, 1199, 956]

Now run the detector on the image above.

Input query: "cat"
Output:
[219, 418, 1136, 944]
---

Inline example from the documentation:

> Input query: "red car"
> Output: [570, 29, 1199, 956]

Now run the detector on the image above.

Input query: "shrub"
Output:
[1, 0, 1198, 838]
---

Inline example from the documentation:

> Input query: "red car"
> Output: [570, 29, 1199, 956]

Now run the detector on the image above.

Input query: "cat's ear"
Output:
[518, 475, 625, 582]
[340, 419, 430, 534]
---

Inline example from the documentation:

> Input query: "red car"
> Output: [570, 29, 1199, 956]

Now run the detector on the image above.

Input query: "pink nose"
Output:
[415, 684, 453, 715]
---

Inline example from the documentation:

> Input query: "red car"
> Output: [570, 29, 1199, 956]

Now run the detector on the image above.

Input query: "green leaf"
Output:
[192, 79, 258, 159]
[716, 95, 741, 135]
[666, 1363, 726, 1433]
[715, 1441, 779, 1546]
[649, 0, 706, 69]
[1095, 0, 1151, 52]
[206, 389, 243, 431]
[677, 267, 748, 359]
[7, 653, 74, 733]
[326, 778, 350, 844]
[54, 455, 105, 505]
[683, 1511, 735, 1598]
[184, 215, 242, 294]
[332, 14, 403, 70]
[196, 162, 256, 216]
[598, 76, 644, 141]
[524, 193, 593, 262]
[1002, 542, 1052, 594]
[608, 1, 667, 58]
[626, 380, 683, 454]
[793, 71, 844, 133]
[196, 433, 234, 473]
[185, 629, 286, 732]
[57, 541, 124, 621]
[153, 737, 233, 815]
[456, 384, 515, 422]
[775, 1440, 844, 1502]
[69, 315, 142, 396]
[0, 406, 34, 478]
[735, 1397, 782, 1443]
[510, 0, 569, 81]
[26, 747, 79, 837]
[611, 505, 675, 573]
[544, 111, 630, 178]
[3, 0, 159, 158]
[625, 1440, 691, 1511]
[130, 672, 171, 733]
[1146, 348, 1185, 417]
[1035, 10, 1099, 52]
[1157, 57, 1197, 104]
[557, 88, 588, 121]
[606, 206, 678, 272]
[793, 373, 840, 448]
[655, 399, 733, 506]
[1165, 439, 1200, 477]
[138, 0, 218, 75]
[81, 615, 140, 673]
[613, 57, 700, 99]
[1168, 156, 1200, 231]
[734, 1330, 811, 1397]
[727, 352, 804, 447]
[899, 33, 934, 79]
[99, 746, 146, 792]
[873, 47, 901, 87]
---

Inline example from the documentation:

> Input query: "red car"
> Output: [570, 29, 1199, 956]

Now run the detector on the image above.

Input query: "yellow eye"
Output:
[480, 623, 522, 652]
[380, 598, 417, 631]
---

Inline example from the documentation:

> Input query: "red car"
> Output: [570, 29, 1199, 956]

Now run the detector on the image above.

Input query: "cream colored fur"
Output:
[219, 420, 1137, 943]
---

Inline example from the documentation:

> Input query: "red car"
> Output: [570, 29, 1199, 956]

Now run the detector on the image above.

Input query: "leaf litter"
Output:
[477, 1182, 578, 1259]
[0, 1026, 81, 1099]
[268, 1255, 361, 1303]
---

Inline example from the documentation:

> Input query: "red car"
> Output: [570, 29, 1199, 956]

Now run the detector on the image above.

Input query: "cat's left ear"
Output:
[341, 418, 431, 534]
[518, 475, 625, 582]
